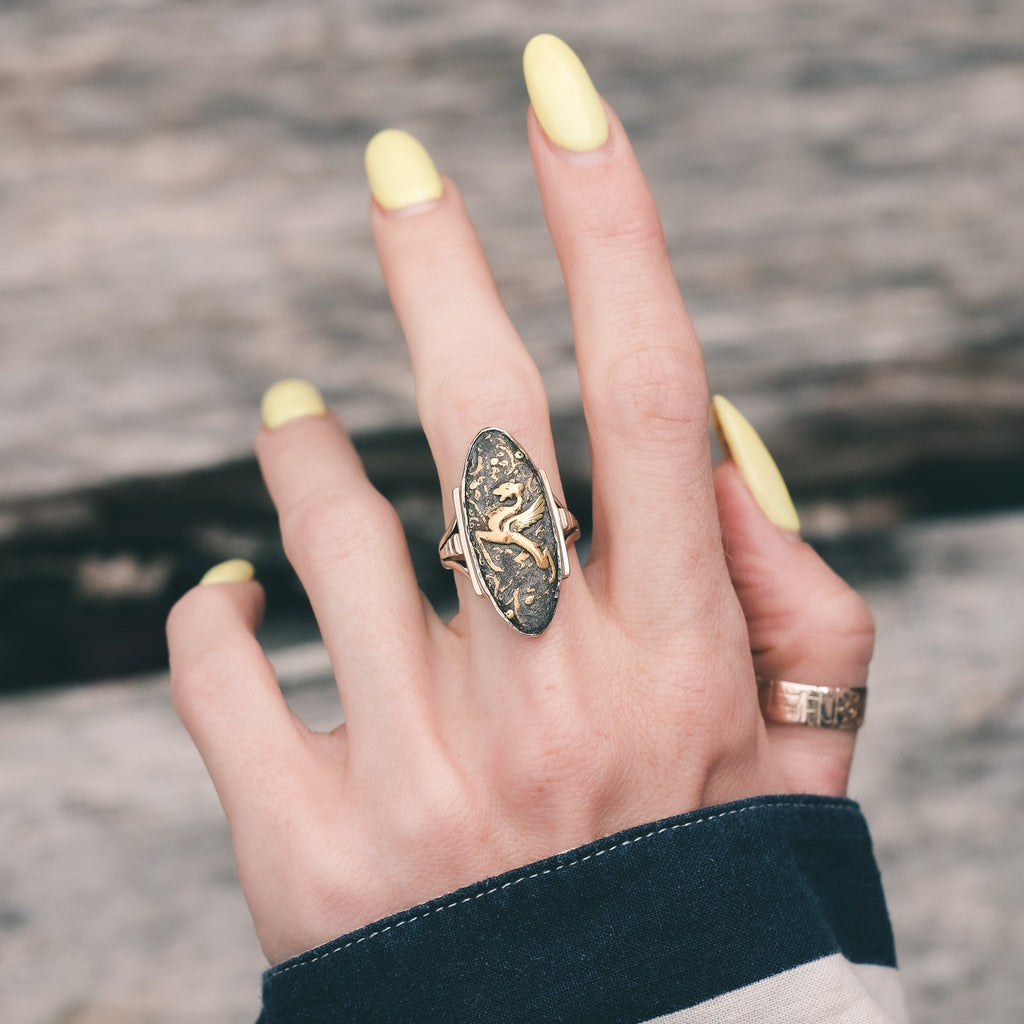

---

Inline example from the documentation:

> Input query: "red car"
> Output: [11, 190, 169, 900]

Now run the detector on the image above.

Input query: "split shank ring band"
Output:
[438, 427, 580, 635]
[758, 678, 867, 731]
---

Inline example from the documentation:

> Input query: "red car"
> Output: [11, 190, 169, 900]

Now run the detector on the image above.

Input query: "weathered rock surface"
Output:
[1, 0, 1022, 501]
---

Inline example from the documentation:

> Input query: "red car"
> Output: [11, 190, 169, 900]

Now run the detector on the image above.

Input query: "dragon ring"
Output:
[438, 427, 580, 635]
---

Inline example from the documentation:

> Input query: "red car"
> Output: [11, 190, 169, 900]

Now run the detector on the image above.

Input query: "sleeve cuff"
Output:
[260, 794, 899, 1023]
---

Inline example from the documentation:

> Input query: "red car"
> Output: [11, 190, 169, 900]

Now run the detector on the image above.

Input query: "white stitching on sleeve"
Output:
[267, 799, 854, 977]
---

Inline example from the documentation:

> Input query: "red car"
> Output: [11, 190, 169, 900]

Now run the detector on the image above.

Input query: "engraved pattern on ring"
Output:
[461, 428, 562, 634]
[760, 680, 866, 731]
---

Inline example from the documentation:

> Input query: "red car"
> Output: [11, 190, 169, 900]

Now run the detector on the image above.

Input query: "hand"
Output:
[166, 35, 874, 966]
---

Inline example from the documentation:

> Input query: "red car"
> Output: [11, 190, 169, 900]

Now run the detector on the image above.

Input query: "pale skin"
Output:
[166, 102, 875, 966]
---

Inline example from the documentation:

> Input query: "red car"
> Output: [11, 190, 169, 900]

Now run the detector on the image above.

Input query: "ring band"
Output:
[439, 427, 579, 635]
[758, 678, 867, 731]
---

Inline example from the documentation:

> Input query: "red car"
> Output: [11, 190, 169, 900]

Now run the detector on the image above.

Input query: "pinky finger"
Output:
[712, 400, 875, 797]
[167, 562, 313, 817]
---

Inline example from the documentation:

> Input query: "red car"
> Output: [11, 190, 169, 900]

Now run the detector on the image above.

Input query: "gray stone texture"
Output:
[1, 0, 1022, 1021]
[2, 0, 1023, 502]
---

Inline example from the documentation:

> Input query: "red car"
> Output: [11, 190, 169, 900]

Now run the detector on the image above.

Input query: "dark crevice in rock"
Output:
[1, 407, 1021, 691]
[0, 417, 592, 691]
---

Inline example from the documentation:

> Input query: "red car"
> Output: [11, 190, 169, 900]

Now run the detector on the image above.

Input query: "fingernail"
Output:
[523, 33, 609, 153]
[261, 378, 327, 429]
[365, 129, 443, 211]
[199, 559, 255, 586]
[712, 395, 801, 533]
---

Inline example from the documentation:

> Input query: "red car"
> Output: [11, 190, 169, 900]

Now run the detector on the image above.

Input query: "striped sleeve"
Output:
[259, 794, 906, 1023]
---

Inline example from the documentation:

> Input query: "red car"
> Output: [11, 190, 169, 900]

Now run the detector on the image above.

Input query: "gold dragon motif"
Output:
[474, 480, 557, 583]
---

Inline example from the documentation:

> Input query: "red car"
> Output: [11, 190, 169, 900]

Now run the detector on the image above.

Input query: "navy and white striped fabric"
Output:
[260, 795, 905, 1023]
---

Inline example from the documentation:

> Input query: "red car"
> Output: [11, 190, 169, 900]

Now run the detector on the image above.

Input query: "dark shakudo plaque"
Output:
[460, 428, 562, 635]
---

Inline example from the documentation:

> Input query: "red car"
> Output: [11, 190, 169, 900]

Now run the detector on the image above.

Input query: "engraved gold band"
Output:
[757, 678, 867, 731]
[439, 428, 579, 635]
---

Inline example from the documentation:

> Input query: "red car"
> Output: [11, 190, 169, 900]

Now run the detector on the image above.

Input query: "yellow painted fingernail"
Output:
[261, 378, 327, 429]
[365, 129, 443, 211]
[712, 395, 801, 533]
[523, 33, 609, 153]
[199, 559, 255, 586]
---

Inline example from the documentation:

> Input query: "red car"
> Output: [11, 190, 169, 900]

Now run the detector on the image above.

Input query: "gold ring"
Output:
[757, 678, 867, 731]
[439, 427, 579, 635]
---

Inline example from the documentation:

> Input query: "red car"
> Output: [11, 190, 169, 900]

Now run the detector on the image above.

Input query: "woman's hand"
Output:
[166, 34, 874, 966]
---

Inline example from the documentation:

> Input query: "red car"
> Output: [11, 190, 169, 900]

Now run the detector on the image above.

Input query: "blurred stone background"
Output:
[1, 0, 1022, 1020]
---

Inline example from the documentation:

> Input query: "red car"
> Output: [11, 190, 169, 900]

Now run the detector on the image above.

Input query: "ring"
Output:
[439, 427, 579, 635]
[757, 678, 867, 731]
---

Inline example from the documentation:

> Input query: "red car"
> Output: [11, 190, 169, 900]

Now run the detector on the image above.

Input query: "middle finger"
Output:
[524, 35, 724, 623]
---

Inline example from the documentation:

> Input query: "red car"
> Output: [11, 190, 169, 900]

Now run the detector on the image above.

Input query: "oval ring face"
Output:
[461, 428, 562, 634]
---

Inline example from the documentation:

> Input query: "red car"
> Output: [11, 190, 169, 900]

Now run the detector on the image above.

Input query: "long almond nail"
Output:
[523, 34, 609, 153]
[199, 559, 256, 586]
[365, 129, 443, 211]
[261, 378, 327, 429]
[712, 395, 801, 533]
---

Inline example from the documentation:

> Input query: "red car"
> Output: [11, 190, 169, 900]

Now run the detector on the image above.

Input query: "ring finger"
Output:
[255, 381, 434, 743]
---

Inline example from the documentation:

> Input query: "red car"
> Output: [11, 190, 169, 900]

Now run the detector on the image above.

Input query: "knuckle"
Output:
[803, 585, 876, 660]
[756, 577, 877, 683]
[596, 344, 707, 443]
[281, 490, 403, 570]
[574, 189, 666, 256]
[848, 592, 877, 641]
[387, 764, 483, 850]
[833, 591, 876, 664]
[401, 222, 485, 286]
[416, 781, 477, 840]
[498, 715, 613, 814]
[169, 641, 252, 721]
